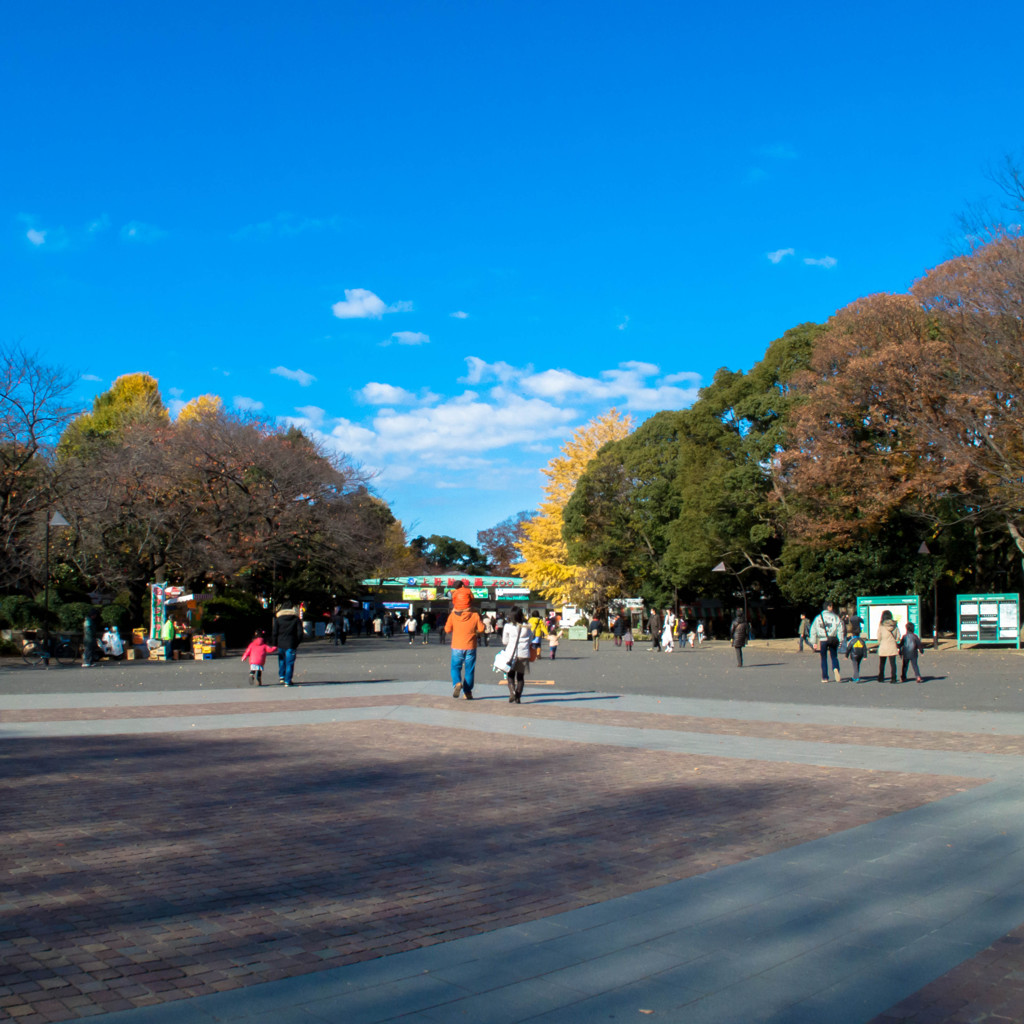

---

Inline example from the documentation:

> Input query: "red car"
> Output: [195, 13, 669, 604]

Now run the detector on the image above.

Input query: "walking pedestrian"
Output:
[661, 609, 675, 653]
[647, 609, 662, 651]
[271, 602, 303, 687]
[445, 586, 485, 699]
[875, 609, 900, 683]
[809, 602, 845, 683]
[612, 609, 626, 647]
[900, 621, 925, 683]
[797, 614, 811, 652]
[501, 608, 533, 703]
[241, 631, 277, 686]
[589, 613, 602, 651]
[82, 610, 99, 668]
[731, 613, 748, 667]
[847, 632, 869, 682]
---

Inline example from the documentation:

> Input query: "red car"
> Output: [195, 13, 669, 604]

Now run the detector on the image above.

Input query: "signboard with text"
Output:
[957, 593, 1020, 648]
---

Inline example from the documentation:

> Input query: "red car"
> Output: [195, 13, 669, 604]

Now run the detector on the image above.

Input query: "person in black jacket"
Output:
[731, 614, 749, 667]
[271, 603, 303, 687]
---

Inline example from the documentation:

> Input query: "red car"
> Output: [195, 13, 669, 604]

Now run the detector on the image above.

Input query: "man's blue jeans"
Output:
[819, 641, 840, 680]
[278, 647, 297, 685]
[450, 648, 476, 691]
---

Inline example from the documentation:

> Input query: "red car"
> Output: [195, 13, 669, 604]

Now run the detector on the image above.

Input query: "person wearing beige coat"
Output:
[875, 610, 900, 683]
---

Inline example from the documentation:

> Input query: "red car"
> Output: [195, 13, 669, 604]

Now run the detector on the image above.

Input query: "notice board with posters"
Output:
[855, 595, 920, 642]
[957, 593, 1020, 648]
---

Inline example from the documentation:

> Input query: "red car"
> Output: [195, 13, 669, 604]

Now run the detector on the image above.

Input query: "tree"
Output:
[778, 293, 962, 544]
[562, 324, 820, 607]
[517, 409, 634, 607]
[57, 372, 168, 457]
[477, 511, 533, 573]
[409, 534, 490, 574]
[55, 379, 403, 617]
[0, 347, 77, 591]
[910, 232, 1024, 555]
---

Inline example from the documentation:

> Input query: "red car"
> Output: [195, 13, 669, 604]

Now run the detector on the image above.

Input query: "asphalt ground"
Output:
[3, 634, 1024, 713]
[4, 636, 1024, 1023]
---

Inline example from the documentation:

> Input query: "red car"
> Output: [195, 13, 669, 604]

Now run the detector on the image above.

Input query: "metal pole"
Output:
[43, 511, 50, 640]
[736, 569, 749, 624]
[933, 577, 939, 649]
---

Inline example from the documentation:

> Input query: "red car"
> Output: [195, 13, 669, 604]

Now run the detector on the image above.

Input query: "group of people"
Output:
[803, 603, 925, 684]
[644, 609, 706, 652]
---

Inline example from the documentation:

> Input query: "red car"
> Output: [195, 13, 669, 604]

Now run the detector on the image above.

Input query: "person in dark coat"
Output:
[731, 614, 749, 667]
[271, 603, 303, 687]
[647, 609, 662, 652]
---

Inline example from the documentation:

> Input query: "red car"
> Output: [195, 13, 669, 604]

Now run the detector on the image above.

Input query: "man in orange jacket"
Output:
[444, 583, 485, 700]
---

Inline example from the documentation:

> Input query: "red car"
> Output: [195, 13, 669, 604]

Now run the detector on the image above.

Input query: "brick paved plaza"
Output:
[3, 638, 1024, 1022]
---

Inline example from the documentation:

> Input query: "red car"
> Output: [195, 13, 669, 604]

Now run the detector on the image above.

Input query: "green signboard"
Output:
[957, 593, 1020, 649]
[855, 595, 920, 641]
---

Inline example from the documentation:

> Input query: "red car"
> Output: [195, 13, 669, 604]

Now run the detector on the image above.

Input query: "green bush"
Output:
[101, 605, 131, 634]
[200, 593, 266, 647]
[56, 601, 95, 632]
[0, 595, 48, 629]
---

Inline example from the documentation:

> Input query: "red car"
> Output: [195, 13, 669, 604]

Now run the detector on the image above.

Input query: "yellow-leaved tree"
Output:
[177, 394, 224, 424]
[517, 409, 634, 608]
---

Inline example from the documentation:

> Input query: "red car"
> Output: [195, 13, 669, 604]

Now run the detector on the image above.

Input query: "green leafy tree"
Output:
[410, 534, 490, 574]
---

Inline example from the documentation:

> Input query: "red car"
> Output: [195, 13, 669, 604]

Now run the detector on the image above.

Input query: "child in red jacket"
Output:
[241, 632, 277, 686]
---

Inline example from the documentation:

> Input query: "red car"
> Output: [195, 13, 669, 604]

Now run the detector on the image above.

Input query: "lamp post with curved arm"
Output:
[712, 559, 749, 624]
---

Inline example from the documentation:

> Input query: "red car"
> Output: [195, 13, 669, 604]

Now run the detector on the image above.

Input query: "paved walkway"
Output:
[4, 667, 1024, 1022]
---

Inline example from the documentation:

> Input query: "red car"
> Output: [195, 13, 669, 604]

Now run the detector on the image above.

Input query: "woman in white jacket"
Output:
[501, 608, 533, 704]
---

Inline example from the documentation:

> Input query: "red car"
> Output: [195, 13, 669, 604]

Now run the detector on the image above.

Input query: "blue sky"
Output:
[4, 0, 1024, 545]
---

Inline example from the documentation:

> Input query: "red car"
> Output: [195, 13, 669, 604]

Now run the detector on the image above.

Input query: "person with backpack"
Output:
[809, 601, 846, 683]
[846, 630, 869, 682]
[875, 609, 901, 684]
[900, 620, 924, 683]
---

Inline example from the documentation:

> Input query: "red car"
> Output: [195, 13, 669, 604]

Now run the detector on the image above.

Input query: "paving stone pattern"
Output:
[10, 694, 1024, 756]
[0, 712, 975, 1023]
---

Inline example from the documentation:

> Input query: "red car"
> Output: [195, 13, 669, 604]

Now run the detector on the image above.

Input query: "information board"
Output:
[957, 593, 1020, 648]
[855, 596, 920, 641]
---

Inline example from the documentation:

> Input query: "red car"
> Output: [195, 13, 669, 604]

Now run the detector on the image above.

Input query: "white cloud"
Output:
[167, 387, 184, 398]
[120, 221, 165, 243]
[331, 288, 412, 320]
[26, 228, 46, 246]
[460, 357, 524, 385]
[660, 371, 701, 387]
[804, 255, 838, 268]
[167, 399, 187, 419]
[618, 315, 630, 330]
[80, 373, 102, 382]
[234, 212, 342, 238]
[295, 405, 325, 425]
[519, 364, 698, 411]
[458, 357, 700, 412]
[271, 366, 317, 386]
[87, 214, 110, 234]
[359, 382, 417, 405]
[767, 247, 795, 264]
[233, 396, 264, 412]
[450, 310, 469, 319]
[759, 143, 798, 160]
[384, 331, 429, 346]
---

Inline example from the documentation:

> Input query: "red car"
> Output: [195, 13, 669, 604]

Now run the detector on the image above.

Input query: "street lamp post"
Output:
[43, 510, 70, 661]
[712, 560, 749, 624]
[918, 541, 939, 649]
